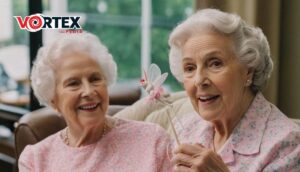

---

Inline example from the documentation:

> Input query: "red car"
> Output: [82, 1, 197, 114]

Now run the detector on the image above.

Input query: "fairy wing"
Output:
[147, 64, 161, 83]
[152, 72, 168, 88]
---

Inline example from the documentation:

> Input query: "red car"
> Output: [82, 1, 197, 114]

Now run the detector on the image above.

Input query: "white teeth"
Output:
[80, 104, 97, 110]
[199, 96, 214, 100]
[198, 95, 219, 101]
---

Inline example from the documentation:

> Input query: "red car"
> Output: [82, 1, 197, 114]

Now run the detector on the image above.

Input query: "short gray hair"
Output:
[169, 8, 273, 93]
[31, 32, 117, 106]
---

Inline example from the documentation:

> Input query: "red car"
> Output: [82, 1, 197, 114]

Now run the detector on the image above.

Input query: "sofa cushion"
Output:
[114, 91, 187, 120]
[114, 91, 196, 136]
[145, 97, 194, 129]
[114, 91, 300, 139]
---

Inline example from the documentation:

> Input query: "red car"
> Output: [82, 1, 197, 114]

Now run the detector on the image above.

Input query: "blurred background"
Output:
[0, 0, 299, 171]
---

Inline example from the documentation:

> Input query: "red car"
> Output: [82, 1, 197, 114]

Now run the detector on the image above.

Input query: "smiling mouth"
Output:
[198, 95, 220, 102]
[78, 103, 99, 110]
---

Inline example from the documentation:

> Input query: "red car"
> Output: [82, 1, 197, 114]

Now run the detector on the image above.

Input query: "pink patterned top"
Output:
[175, 92, 300, 172]
[19, 118, 173, 172]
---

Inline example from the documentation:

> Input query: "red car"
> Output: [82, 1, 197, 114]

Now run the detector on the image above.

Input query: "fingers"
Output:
[173, 143, 205, 156]
[172, 143, 205, 171]
[174, 164, 196, 172]
[172, 153, 193, 167]
[172, 143, 228, 172]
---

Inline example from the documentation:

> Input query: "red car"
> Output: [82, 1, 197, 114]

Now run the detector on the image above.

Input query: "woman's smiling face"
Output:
[51, 52, 109, 128]
[182, 31, 253, 122]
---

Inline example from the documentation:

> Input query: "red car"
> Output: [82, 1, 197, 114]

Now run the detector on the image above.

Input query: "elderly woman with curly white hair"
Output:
[18, 32, 172, 172]
[169, 9, 300, 172]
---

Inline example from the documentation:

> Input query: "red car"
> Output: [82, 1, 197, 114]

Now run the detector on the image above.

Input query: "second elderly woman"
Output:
[18, 32, 172, 172]
[169, 9, 300, 172]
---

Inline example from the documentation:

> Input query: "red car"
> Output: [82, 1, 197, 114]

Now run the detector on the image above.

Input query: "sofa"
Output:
[14, 91, 190, 160]
[14, 88, 300, 171]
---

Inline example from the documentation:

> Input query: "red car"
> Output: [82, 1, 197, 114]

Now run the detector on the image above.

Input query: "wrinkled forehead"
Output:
[52, 51, 102, 75]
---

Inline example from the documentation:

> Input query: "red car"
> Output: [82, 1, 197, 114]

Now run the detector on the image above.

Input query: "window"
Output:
[152, 0, 194, 91]
[0, 0, 30, 108]
[46, 0, 193, 91]
[0, 0, 194, 110]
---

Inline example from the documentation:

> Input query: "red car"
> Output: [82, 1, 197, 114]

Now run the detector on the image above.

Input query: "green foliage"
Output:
[6, 0, 192, 92]
[151, 27, 183, 91]
[68, 0, 192, 91]
[69, 0, 140, 15]
[1, 0, 29, 46]
[153, 0, 194, 19]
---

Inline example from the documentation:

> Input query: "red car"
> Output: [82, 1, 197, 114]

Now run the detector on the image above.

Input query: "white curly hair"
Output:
[169, 8, 273, 93]
[31, 32, 117, 106]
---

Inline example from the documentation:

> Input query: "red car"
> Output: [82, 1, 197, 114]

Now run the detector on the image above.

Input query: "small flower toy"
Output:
[140, 63, 180, 145]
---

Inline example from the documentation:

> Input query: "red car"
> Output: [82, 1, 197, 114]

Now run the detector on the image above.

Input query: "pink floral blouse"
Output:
[19, 119, 173, 172]
[175, 92, 300, 172]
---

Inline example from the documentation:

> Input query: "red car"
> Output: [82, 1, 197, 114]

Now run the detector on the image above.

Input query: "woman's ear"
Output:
[247, 67, 254, 81]
[245, 68, 254, 86]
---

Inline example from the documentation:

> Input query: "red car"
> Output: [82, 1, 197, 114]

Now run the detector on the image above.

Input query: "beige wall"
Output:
[279, 0, 300, 118]
[255, 1, 280, 106]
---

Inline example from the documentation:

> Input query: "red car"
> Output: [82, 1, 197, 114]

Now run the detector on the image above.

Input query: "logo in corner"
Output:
[14, 13, 81, 32]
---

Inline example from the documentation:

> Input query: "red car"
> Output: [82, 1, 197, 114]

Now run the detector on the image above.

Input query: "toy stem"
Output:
[157, 99, 180, 145]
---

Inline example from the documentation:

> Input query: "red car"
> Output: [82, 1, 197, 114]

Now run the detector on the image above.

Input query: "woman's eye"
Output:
[209, 59, 223, 68]
[183, 65, 195, 73]
[66, 80, 79, 87]
[90, 76, 103, 83]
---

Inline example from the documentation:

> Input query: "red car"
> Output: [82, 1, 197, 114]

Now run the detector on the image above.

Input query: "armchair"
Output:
[14, 105, 125, 161]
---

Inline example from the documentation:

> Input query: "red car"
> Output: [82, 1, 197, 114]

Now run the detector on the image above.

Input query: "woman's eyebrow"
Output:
[182, 57, 193, 62]
[91, 72, 102, 76]
[205, 50, 223, 57]
[62, 77, 77, 85]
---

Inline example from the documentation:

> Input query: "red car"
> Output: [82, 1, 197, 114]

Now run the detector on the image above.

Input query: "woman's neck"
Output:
[67, 118, 112, 147]
[212, 90, 255, 151]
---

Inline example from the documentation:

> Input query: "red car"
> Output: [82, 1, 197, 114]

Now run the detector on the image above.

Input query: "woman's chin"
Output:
[77, 110, 105, 125]
[197, 110, 220, 122]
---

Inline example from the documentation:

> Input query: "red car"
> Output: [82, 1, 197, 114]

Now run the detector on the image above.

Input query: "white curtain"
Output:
[0, 0, 13, 41]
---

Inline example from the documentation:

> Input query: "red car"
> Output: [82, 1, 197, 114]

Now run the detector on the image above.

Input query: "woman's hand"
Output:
[172, 143, 229, 172]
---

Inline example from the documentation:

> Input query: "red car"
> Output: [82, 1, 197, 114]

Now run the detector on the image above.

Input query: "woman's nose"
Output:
[194, 70, 209, 87]
[81, 82, 94, 97]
